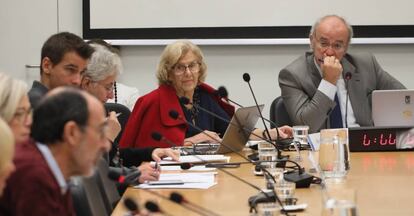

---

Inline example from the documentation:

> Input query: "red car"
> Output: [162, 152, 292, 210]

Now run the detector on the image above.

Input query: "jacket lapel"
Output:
[158, 85, 187, 127]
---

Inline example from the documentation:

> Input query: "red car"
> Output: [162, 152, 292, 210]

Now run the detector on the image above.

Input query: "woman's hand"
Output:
[106, 111, 121, 142]
[137, 162, 160, 184]
[152, 148, 180, 162]
[184, 130, 221, 146]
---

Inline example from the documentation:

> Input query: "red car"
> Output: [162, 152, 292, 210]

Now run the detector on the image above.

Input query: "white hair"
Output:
[84, 43, 123, 82]
[0, 73, 28, 122]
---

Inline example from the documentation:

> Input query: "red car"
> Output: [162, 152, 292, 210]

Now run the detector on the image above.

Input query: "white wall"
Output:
[2, 0, 414, 121]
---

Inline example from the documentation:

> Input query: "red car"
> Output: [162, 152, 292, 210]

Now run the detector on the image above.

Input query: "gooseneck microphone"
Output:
[242, 73, 272, 143]
[215, 86, 293, 150]
[145, 201, 174, 216]
[344, 72, 352, 128]
[124, 197, 140, 215]
[178, 96, 283, 157]
[109, 168, 217, 216]
[167, 110, 289, 214]
[107, 169, 141, 186]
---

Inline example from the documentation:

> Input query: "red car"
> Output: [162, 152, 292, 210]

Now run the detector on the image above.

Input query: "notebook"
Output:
[372, 89, 414, 127]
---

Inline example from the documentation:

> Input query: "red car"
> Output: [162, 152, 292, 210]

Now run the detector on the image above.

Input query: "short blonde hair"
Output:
[156, 40, 207, 85]
[0, 73, 28, 122]
[0, 117, 14, 174]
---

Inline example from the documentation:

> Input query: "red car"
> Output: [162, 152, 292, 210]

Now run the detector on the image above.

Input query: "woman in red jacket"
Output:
[120, 40, 292, 149]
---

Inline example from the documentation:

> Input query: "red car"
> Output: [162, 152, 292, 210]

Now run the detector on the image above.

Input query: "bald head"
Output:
[310, 15, 353, 44]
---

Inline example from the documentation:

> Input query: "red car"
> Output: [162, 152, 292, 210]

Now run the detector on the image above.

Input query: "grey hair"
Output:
[309, 15, 354, 43]
[0, 73, 28, 122]
[84, 43, 122, 82]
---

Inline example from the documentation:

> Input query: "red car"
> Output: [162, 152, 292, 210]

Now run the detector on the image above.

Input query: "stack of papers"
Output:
[137, 172, 217, 189]
[160, 155, 230, 165]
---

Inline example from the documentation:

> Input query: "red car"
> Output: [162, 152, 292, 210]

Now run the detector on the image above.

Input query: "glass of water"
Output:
[322, 185, 358, 216]
[293, 125, 309, 146]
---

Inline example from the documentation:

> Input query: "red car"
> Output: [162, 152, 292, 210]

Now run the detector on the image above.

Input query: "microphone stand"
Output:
[168, 110, 290, 215]
[344, 72, 352, 128]
[108, 170, 215, 216]
[179, 97, 285, 160]
[216, 86, 293, 147]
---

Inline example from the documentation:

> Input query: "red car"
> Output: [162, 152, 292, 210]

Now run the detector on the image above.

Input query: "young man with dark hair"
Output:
[28, 32, 95, 107]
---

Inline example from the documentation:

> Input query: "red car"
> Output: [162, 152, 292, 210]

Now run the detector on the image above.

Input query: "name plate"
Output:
[348, 126, 414, 152]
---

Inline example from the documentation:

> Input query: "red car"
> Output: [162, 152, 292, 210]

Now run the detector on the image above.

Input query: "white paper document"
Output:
[160, 155, 230, 164]
[137, 172, 217, 189]
[160, 165, 216, 172]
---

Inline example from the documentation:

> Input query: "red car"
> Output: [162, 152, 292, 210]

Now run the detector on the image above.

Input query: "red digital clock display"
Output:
[349, 127, 414, 152]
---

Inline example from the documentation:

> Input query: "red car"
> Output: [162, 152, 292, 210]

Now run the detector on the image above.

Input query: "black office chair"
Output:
[95, 158, 121, 212]
[269, 96, 292, 128]
[104, 103, 131, 144]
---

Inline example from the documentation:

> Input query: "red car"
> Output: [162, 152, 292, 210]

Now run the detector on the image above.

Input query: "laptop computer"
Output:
[372, 89, 414, 127]
[181, 104, 264, 155]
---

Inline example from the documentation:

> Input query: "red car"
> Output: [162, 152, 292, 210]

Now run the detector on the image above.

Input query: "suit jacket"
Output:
[119, 83, 235, 148]
[0, 140, 75, 216]
[28, 80, 49, 108]
[279, 51, 405, 133]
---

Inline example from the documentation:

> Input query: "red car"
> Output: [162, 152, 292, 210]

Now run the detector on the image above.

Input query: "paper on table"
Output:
[137, 172, 217, 189]
[160, 165, 216, 172]
[160, 155, 230, 164]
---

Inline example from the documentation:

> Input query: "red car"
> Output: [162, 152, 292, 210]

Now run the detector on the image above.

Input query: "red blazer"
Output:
[119, 83, 234, 148]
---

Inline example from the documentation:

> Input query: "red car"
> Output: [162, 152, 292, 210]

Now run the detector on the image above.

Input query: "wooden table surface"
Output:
[112, 150, 414, 216]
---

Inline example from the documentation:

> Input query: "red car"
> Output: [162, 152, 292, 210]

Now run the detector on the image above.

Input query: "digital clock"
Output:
[348, 126, 414, 152]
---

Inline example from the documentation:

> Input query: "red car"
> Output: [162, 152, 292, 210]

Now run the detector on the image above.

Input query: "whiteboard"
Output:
[83, 0, 414, 45]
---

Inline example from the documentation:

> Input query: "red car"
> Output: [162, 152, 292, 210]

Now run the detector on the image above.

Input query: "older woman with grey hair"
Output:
[81, 42, 178, 182]
[0, 73, 31, 144]
[120, 40, 293, 149]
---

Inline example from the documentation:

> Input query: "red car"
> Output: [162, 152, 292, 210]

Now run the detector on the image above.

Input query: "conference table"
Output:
[112, 150, 414, 215]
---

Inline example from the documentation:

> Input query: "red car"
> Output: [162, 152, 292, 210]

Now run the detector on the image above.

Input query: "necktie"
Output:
[329, 94, 343, 128]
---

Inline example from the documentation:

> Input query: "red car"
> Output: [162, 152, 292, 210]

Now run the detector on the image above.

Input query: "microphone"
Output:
[167, 110, 290, 213]
[107, 169, 141, 186]
[344, 72, 352, 128]
[242, 73, 285, 156]
[178, 97, 280, 151]
[169, 192, 221, 216]
[145, 201, 174, 216]
[215, 86, 293, 154]
[123, 197, 140, 215]
[110, 168, 216, 216]
[151, 131, 178, 149]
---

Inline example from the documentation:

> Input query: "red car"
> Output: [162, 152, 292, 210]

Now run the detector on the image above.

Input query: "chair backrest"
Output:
[71, 175, 109, 216]
[104, 103, 131, 143]
[95, 158, 121, 212]
[269, 96, 292, 128]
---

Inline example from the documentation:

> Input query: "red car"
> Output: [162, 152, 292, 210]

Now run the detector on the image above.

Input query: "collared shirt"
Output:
[36, 142, 69, 195]
[314, 58, 360, 128]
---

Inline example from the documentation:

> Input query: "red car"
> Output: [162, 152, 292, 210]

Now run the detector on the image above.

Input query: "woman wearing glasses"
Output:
[0, 73, 29, 197]
[0, 73, 31, 145]
[120, 40, 292, 149]
[81, 42, 178, 179]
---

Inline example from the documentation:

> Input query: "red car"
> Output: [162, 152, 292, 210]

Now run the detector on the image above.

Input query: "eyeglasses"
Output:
[13, 108, 32, 123]
[173, 61, 201, 75]
[82, 121, 109, 140]
[94, 81, 115, 93]
[315, 37, 346, 51]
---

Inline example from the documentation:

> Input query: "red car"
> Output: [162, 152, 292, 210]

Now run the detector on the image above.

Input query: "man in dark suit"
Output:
[28, 32, 94, 108]
[279, 15, 405, 133]
[0, 87, 110, 215]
